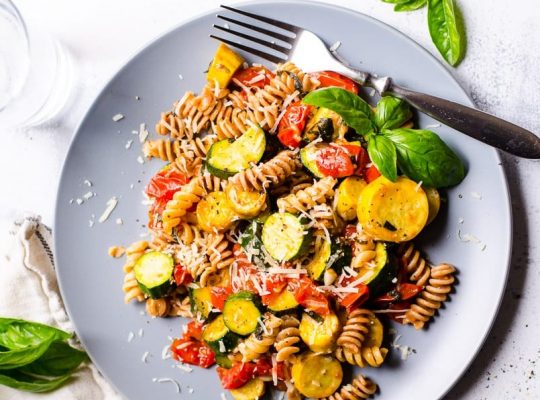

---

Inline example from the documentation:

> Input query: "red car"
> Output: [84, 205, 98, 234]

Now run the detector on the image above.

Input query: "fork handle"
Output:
[385, 83, 540, 159]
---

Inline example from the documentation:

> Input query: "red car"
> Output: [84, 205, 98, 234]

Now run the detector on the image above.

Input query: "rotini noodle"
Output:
[323, 375, 377, 400]
[336, 308, 374, 352]
[162, 178, 206, 232]
[122, 241, 149, 304]
[398, 242, 431, 287]
[274, 315, 301, 362]
[237, 314, 282, 362]
[277, 176, 337, 213]
[146, 298, 170, 318]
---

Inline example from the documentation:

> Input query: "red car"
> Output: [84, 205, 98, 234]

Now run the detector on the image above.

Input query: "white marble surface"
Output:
[1, 0, 539, 398]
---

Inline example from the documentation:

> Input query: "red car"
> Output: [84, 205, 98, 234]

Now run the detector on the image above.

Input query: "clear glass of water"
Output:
[0, 0, 74, 128]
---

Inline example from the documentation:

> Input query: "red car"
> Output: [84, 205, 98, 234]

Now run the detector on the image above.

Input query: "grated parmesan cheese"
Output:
[329, 40, 342, 52]
[270, 90, 300, 133]
[156, 377, 181, 393]
[176, 363, 193, 373]
[141, 351, 150, 363]
[83, 179, 93, 187]
[471, 191, 482, 200]
[112, 113, 124, 122]
[221, 393, 228, 400]
[139, 123, 149, 143]
[116, 218, 123, 225]
[137, 155, 145, 164]
[98, 197, 118, 223]
[125, 139, 133, 149]
[127, 331, 135, 342]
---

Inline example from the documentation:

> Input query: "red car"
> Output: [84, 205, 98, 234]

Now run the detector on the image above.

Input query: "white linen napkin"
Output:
[0, 214, 121, 400]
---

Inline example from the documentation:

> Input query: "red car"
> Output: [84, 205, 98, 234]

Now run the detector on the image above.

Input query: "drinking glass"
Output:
[0, 0, 74, 128]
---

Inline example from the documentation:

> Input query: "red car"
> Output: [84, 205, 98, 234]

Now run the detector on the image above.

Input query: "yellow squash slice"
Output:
[291, 352, 343, 398]
[206, 43, 244, 88]
[196, 191, 239, 232]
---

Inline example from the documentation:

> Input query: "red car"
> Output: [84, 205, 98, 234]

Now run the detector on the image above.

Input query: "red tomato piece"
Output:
[398, 283, 423, 301]
[293, 277, 330, 315]
[315, 145, 355, 178]
[233, 66, 274, 89]
[146, 168, 188, 202]
[173, 264, 192, 286]
[185, 321, 204, 341]
[311, 71, 359, 94]
[170, 338, 215, 368]
[210, 286, 232, 311]
[353, 146, 370, 176]
[343, 224, 357, 239]
[339, 283, 369, 310]
[365, 164, 381, 183]
[277, 102, 313, 148]
[217, 362, 256, 389]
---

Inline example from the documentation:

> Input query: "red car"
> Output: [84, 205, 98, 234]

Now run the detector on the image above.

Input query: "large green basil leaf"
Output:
[302, 88, 374, 135]
[0, 338, 56, 370]
[395, 0, 427, 11]
[0, 318, 71, 350]
[374, 96, 413, 130]
[19, 341, 88, 377]
[367, 135, 397, 182]
[427, 0, 465, 66]
[384, 128, 465, 187]
[0, 370, 71, 393]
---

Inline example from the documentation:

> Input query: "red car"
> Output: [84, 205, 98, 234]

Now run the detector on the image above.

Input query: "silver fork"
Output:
[212, 5, 540, 159]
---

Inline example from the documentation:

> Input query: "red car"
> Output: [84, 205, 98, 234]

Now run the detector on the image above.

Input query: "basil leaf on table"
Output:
[367, 134, 398, 181]
[0, 318, 71, 350]
[0, 338, 57, 370]
[384, 128, 465, 187]
[427, 0, 465, 66]
[0, 370, 72, 393]
[19, 341, 88, 377]
[374, 96, 413, 130]
[302, 88, 375, 134]
[394, 0, 427, 11]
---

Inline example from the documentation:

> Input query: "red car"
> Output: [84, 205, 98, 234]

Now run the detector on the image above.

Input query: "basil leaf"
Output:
[0, 338, 56, 370]
[367, 135, 397, 182]
[427, 0, 465, 66]
[381, 0, 411, 3]
[0, 370, 71, 393]
[384, 128, 465, 187]
[302, 88, 374, 135]
[374, 96, 413, 130]
[19, 341, 88, 377]
[395, 0, 427, 11]
[0, 318, 71, 350]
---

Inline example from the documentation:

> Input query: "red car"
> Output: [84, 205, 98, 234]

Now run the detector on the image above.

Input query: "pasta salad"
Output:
[116, 43, 465, 399]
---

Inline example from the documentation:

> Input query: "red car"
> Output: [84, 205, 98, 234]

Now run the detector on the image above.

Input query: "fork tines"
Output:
[211, 4, 299, 64]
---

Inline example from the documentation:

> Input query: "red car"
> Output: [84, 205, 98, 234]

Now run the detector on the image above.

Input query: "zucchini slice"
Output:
[261, 213, 312, 262]
[189, 287, 213, 319]
[357, 176, 429, 242]
[267, 289, 299, 314]
[300, 144, 326, 178]
[239, 221, 267, 269]
[133, 251, 174, 299]
[306, 238, 352, 281]
[358, 242, 398, 297]
[223, 291, 262, 336]
[230, 378, 266, 400]
[206, 124, 266, 178]
[304, 107, 348, 143]
[291, 352, 343, 398]
[299, 312, 341, 354]
[215, 353, 233, 369]
[206, 43, 244, 89]
[202, 315, 239, 353]
[336, 176, 367, 221]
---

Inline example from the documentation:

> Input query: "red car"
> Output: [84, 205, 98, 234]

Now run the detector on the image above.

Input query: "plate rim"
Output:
[53, 1, 513, 399]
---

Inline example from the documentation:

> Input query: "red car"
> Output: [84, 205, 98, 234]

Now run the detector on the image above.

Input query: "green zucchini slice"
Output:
[239, 221, 266, 269]
[261, 213, 312, 261]
[306, 238, 352, 281]
[300, 144, 326, 178]
[206, 124, 266, 178]
[267, 290, 299, 314]
[304, 107, 347, 143]
[215, 353, 233, 369]
[133, 251, 174, 299]
[360, 242, 398, 297]
[189, 287, 213, 319]
[202, 315, 238, 353]
[223, 291, 262, 335]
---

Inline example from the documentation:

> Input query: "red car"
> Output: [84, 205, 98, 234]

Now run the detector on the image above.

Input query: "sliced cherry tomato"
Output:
[277, 102, 313, 148]
[146, 168, 188, 202]
[210, 286, 232, 311]
[261, 274, 289, 305]
[339, 283, 369, 310]
[232, 245, 260, 293]
[170, 338, 215, 368]
[293, 277, 330, 315]
[233, 66, 274, 89]
[398, 283, 422, 300]
[315, 145, 355, 178]
[173, 264, 192, 286]
[343, 224, 357, 239]
[365, 164, 381, 183]
[217, 362, 256, 389]
[253, 358, 273, 377]
[354, 146, 369, 176]
[185, 321, 204, 341]
[311, 71, 359, 94]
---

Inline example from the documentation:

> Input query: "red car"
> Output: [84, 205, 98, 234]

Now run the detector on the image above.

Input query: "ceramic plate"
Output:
[54, 1, 512, 399]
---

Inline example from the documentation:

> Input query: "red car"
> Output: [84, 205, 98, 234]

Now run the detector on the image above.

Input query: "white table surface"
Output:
[2, 0, 539, 398]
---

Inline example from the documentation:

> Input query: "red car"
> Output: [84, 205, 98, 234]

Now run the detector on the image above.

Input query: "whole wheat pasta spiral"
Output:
[360, 346, 389, 368]
[122, 241, 149, 303]
[143, 136, 217, 164]
[351, 230, 377, 270]
[398, 242, 431, 287]
[277, 176, 337, 213]
[146, 298, 170, 318]
[336, 308, 374, 352]
[162, 178, 205, 232]
[274, 316, 301, 362]
[168, 296, 193, 318]
[214, 106, 251, 140]
[237, 314, 282, 362]
[323, 375, 378, 400]
[229, 150, 300, 191]
[404, 263, 456, 329]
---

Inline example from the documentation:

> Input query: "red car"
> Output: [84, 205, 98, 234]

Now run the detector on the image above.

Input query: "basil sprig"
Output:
[380, 0, 465, 67]
[0, 318, 88, 393]
[302, 87, 466, 188]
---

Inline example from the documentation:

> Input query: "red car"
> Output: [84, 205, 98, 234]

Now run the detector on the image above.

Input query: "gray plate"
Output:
[54, 1, 512, 399]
